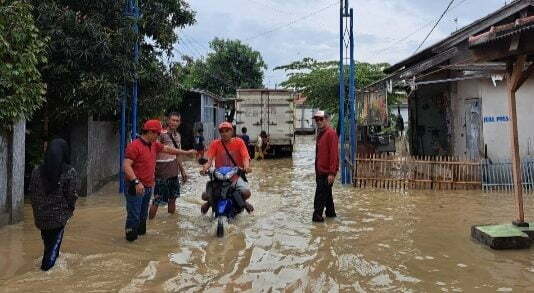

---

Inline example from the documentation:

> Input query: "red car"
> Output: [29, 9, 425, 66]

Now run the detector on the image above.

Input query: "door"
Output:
[235, 91, 264, 145]
[465, 98, 482, 160]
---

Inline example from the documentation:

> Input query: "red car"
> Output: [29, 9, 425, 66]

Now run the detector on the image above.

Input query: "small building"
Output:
[179, 89, 226, 150]
[372, 0, 534, 161]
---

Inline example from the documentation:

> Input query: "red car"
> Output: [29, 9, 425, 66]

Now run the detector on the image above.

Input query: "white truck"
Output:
[235, 89, 295, 156]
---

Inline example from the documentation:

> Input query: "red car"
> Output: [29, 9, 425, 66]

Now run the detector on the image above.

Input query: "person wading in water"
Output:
[123, 120, 196, 242]
[149, 112, 188, 219]
[30, 138, 80, 271]
[312, 111, 339, 222]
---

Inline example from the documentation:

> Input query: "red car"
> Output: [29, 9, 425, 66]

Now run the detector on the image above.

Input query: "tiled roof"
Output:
[469, 15, 534, 47]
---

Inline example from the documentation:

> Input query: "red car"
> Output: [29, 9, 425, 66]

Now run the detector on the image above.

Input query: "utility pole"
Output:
[339, 0, 356, 185]
[120, 0, 141, 193]
[339, 0, 346, 184]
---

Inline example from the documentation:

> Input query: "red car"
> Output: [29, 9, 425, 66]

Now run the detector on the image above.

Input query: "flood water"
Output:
[1, 136, 534, 292]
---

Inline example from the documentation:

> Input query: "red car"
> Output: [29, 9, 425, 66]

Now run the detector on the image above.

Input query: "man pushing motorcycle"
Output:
[200, 122, 254, 214]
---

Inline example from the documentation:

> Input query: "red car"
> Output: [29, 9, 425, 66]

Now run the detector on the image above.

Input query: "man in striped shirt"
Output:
[149, 112, 188, 219]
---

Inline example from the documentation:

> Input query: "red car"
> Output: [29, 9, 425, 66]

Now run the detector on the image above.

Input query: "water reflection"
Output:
[1, 136, 534, 292]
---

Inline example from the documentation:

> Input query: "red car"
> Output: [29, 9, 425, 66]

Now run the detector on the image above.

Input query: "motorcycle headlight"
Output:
[214, 168, 238, 180]
[214, 172, 226, 180]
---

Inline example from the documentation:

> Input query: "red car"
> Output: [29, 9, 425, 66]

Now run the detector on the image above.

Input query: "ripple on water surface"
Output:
[1, 136, 534, 292]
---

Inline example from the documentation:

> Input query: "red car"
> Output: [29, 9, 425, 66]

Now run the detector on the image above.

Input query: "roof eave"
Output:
[385, 0, 533, 74]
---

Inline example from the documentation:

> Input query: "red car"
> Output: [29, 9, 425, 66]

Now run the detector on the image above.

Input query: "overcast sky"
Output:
[173, 0, 509, 87]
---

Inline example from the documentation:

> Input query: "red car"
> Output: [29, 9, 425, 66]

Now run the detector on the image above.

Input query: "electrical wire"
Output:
[371, 0, 470, 54]
[413, 0, 456, 54]
[244, 1, 339, 42]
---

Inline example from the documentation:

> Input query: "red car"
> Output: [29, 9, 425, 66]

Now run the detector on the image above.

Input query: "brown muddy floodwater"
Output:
[1, 136, 534, 292]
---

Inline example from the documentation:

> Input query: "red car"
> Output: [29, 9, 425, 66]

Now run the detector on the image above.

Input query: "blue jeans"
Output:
[125, 187, 153, 231]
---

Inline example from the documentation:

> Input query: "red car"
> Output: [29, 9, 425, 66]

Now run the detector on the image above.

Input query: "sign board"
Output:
[358, 87, 388, 126]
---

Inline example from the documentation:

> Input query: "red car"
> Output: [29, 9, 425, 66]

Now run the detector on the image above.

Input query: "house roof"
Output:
[294, 94, 307, 105]
[469, 15, 534, 47]
[385, 0, 534, 74]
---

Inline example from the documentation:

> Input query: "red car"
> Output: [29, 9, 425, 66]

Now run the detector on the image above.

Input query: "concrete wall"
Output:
[480, 76, 534, 161]
[0, 121, 26, 227]
[87, 119, 119, 194]
[451, 76, 534, 161]
[71, 117, 119, 196]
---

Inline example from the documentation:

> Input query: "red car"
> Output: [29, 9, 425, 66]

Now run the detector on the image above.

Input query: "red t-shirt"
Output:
[315, 127, 339, 176]
[206, 138, 250, 168]
[125, 138, 164, 187]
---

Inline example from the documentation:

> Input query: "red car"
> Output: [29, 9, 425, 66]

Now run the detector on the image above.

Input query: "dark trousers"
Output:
[125, 187, 152, 231]
[40, 226, 65, 271]
[314, 174, 336, 217]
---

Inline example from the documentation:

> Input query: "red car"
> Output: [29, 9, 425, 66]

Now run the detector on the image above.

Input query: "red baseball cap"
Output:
[143, 120, 163, 134]
[218, 122, 233, 130]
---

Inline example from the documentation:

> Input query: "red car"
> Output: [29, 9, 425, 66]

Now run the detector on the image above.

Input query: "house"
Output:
[372, 0, 534, 161]
[179, 89, 226, 150]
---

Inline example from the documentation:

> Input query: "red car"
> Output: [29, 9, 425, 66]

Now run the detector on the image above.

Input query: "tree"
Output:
[30, 0, 196, 131]
[181, 38, 267, 97]
[0, 1, 47, 130]
[275, 58, 390, 115]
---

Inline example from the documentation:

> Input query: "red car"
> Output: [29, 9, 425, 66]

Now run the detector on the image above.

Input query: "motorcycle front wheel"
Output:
[216, 217, 224, 238]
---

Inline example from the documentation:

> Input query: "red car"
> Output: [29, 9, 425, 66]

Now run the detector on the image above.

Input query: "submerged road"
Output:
[1, 136, 534, 292]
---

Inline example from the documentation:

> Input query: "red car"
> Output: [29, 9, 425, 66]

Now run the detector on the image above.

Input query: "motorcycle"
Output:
[205, 166, 247, 237]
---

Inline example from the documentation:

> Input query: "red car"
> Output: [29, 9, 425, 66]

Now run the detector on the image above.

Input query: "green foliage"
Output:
[30, 0, 196, 127]
[275, 58, 390, 114]
[179, 38, 267, 97]
[0, 1, 47, 128]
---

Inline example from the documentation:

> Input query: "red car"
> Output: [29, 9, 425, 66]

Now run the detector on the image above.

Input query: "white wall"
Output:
[480, 76, 534, 161]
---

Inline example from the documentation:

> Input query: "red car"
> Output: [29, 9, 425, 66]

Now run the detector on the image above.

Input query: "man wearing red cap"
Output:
[312, 111, 339, 222]
[123, 119, 196, 242]
[200, 122, 254, 214]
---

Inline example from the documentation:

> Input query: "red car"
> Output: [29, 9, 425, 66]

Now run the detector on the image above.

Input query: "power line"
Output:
[244, 1, 338, 42]
[371, 0, 469, 54]
[413, 0, 456, 53]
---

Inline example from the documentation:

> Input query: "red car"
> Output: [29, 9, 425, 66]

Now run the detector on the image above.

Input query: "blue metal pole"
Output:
[339, 0, 346, 184]
[130, 0, 140, 139]
[348, 8, 356, 183]
[119, 92, 126, 193]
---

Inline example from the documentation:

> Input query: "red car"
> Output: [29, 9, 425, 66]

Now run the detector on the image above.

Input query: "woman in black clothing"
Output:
[29, 138, 79, 271]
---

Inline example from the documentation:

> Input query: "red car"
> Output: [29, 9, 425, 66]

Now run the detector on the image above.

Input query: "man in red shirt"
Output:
[123, 120, 196, 242]
[200, 122, 253, 214]
[313, 111, 339, 222]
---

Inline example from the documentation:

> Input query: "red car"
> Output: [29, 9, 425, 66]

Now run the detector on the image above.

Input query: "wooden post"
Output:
[507, 55, 528, 225]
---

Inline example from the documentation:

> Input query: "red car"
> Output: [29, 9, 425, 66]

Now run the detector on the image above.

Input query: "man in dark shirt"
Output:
[240, 127, 250, 146]
[123, 120, 196, 242]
